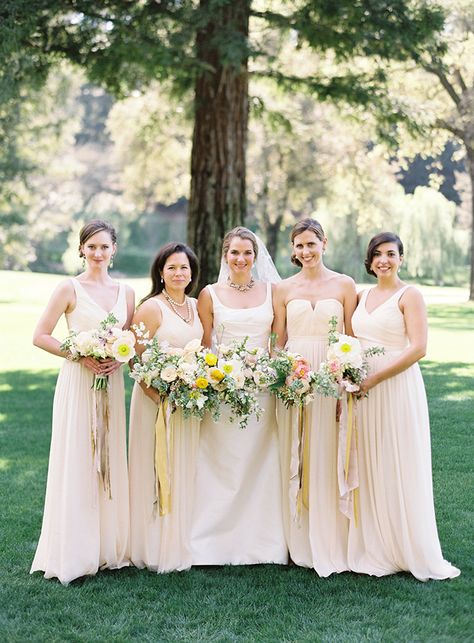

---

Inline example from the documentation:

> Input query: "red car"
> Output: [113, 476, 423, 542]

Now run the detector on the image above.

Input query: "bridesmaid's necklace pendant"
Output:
[227, 276, 255, 292]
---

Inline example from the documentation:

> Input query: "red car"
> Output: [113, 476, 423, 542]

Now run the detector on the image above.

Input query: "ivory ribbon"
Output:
[154, 399, 173, 516]
[92, 385, 112, 499]
[289, 404, 310, 521]
[337, 392, 359, 525]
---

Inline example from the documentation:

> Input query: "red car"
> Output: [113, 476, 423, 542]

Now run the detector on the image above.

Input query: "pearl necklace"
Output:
[227, 276, 255, 292]
[162, 290, 192, 323]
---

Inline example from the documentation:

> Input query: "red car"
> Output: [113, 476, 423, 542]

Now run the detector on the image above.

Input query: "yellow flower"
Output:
[205, 353, 218, 366]
[223, 363, 233, 374]
[209, 368, 225, 382]
[340, 342, 352, 353]
[195, 377, 209, 389]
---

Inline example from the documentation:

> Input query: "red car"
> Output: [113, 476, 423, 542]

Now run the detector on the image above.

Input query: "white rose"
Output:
[161, 365, 178, 382]
[74, 330, 97, 355]
[183, 338, 202, 353]
[233, 372, 246, 389]
[182, 351, 199, 364]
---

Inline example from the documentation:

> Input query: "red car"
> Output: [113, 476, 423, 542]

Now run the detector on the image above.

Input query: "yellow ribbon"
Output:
[297, 405, 310, 513]
[154, 399, 172, 516]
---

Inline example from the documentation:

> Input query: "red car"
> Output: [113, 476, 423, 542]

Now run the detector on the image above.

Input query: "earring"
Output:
[109, 255, 114, 269]
[81, 256, 85, 269]
[161, 277, 164, 284]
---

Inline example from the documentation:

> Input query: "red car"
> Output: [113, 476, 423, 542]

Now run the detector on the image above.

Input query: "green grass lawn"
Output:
[1, 271, 473, 642]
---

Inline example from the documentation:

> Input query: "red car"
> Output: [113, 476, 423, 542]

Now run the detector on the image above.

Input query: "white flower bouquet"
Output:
[267, 350, 317, 408]
[206, 338, 269, 429]
[314, 316, 384, 399]
[61, 312, 136, 390]
[130, 329, 220, 420]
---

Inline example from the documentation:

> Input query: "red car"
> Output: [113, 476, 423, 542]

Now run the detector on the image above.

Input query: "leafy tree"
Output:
[1, 0, 445, 288]
[382, 0, 474, 297]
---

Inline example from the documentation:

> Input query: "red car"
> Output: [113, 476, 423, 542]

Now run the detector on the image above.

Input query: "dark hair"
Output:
[140, 242, 199, 304]
[364, 232, 404, 277]
[78, 219, 117, 257]
[222, 226, 259, 258]
[290, 218, 325, 266]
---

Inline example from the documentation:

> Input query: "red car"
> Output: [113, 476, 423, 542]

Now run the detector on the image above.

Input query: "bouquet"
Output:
[314, 317, 384, 399]
[267, 350, 317, 408]
[130, 328, 220, 420]
[206, 338, 269, 429]
[61, 312, 136, 390]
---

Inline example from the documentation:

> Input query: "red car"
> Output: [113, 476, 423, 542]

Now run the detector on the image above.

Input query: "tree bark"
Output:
[467, 146, 474, 301]
[187, 0, 250, 292]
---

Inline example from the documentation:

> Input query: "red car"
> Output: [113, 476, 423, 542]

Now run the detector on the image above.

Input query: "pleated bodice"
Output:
[152, 298, 203, 347]
[352, 286, 410, 352]
[67, 278, 127, 331]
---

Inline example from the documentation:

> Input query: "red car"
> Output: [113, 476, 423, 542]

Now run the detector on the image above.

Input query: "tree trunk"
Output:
[467, 147, 474, 301]
[187, 0, 250, 292]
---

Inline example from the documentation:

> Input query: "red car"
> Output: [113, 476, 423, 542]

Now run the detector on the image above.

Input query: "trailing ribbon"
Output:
[337, 392, 359, 525]
[154, 399, 173, 516]
[92, 384, 112, 499]
[289, 404, 310, 521]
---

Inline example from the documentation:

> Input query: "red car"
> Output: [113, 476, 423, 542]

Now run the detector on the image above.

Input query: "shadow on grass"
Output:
[0, 368, 471, 641]
[427, 304, 474, 331]
[421, 360, 474, 402]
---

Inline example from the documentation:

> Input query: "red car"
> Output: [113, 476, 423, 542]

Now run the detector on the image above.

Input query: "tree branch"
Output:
[454, 68, 468, 93]
[435, 118, 465, 140]
[422, 62, 462, 107]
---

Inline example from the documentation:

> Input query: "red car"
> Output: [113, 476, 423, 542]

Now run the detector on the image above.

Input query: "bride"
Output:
[191, 226, 287, 565]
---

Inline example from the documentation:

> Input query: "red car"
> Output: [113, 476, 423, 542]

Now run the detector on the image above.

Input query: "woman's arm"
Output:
[131, 299, 163, 404]
[271, 282, 288, 350]
[124, 285, 136, 330]
[197, 287, 214, 348]
[341, 276, 358, 336]
[358, 287, 427, 394]
[33, 280, 76, 358]
[33, 280, 105, 375]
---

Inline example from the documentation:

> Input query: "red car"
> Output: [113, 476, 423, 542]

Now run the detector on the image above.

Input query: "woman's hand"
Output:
[98, 358, 123, 376]
[144, 386, 162, 405]
[79, 356, 122, 376]
[357, 374, 379, 397]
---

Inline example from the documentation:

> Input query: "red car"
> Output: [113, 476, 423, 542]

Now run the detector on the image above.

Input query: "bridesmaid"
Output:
[272, 218, 357, 575]
[128, 242, 203, 573]
[348, 232, 460, 580]
[191, 227, 287, 566]
[31, 219, 135, 584]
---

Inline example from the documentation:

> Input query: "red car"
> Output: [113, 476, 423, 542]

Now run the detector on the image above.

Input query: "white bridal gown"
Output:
[191, 283, 288, 565]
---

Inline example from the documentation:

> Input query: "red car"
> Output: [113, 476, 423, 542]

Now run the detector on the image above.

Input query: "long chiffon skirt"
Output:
[129, 383, 200, 572]
[30, 363, 130, 585]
